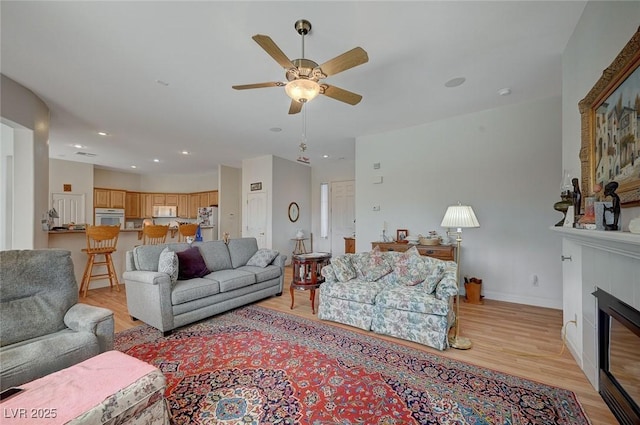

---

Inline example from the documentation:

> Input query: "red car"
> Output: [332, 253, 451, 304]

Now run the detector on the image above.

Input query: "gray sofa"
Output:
[0, 249, 115, 391]
[123, 238, 286, 335]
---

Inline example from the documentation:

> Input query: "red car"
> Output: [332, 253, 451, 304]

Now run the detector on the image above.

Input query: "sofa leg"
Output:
[130, 316, 138, 321]
[162, 330, 172, 337]
[276, 292, 283, 296]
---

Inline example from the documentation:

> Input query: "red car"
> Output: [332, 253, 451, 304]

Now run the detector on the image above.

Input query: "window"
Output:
[320, 183, 328, 238]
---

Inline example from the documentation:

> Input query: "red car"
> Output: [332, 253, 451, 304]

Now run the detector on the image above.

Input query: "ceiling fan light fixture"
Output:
[285, 79, 320, 103]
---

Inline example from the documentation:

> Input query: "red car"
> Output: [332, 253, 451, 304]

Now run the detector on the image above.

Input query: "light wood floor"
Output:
[83, 267, 616, 424]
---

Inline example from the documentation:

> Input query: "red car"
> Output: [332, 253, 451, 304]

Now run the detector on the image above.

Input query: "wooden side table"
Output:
[371, 242, 455, 261]
[344, 237, 355, 253]
[291, 238, 309, 254]
[290, 252, 331, 314]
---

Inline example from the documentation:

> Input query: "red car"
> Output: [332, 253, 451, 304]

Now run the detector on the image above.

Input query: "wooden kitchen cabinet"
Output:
[208, 191, 219, 206]
[140, 193, 154, 218]
[198, 192, 209, 208]
[94, 189, 110, 208]
[165, 193, 179, 206]
[152, 194, 166, 206]
[94, 188, 126, 209]
[189, 194, 200, 219]
[125, 192, 140, 218]
[177, 194, 189, 218]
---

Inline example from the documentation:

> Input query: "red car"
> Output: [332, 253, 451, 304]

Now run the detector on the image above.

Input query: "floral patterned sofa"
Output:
[318, 246, 458, 350]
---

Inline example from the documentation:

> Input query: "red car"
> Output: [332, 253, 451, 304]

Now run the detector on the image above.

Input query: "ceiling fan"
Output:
[232, 19, 369, 114]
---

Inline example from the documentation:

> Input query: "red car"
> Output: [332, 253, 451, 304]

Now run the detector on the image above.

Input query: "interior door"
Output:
[331, 180, 355, 254]
[246, 192, 267, 248]
[51, 193, 86, 227]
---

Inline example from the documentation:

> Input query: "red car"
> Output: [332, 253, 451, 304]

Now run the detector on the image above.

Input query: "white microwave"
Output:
[94, 208, 125, 229]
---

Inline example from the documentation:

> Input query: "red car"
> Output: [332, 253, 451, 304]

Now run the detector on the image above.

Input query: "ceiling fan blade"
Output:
[288, 99, 303, 115]
[232, 82, 283, 90]
[317, 47, 368, 77]
[252, 34, 296, 70]
[321, 84, 363, 105]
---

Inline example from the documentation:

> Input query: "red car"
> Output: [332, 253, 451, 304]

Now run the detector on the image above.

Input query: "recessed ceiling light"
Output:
[269, 127, 282, 132]
[153, 158, 160, 163]
[323, 154, 329, 158]
[130, 165, 137, 169]
[181, 151, 190, 155]
[445, 77, 466, 88]
[155, 79, 169, 86]
[72, 144, 85, 149]
[97, 131, 109, 136]
[498, 87, 512, 96]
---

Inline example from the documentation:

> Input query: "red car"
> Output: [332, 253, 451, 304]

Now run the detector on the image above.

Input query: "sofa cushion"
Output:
[208, 269, 256, 292]
[0, 329, 100, 390]
[171, 277, 221, 305]
[352, 247, 392, 281]
[423, 260, 446, 294]
[246, 249, 279, 267]
[176, 247, 210, 280]
[227, 238, 259, 269]
[196, 240, 233, 271]
[133, 243, 189, 271]
[394, 247, 430, 286]
[331, 255, 357, 282]
[158, 248, 178, 284]
[237, 265, 281, 283]
[0, 250, 77, 347]
[321, 280, 386, 305]
[375, 286, 450, 316]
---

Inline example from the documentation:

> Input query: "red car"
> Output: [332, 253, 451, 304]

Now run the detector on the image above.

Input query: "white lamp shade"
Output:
[440, 205, 480, 228]
[285, 79, 320, 103]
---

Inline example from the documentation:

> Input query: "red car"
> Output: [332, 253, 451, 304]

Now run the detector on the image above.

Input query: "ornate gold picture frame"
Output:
[579, 27, 640, 207]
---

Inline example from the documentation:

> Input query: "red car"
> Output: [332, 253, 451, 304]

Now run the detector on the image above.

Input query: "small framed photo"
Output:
[397, 229, 408, 241]
[250, 182, 262, 191]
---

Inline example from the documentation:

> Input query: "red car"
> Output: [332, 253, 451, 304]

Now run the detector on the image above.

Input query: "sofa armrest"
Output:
[64, 304, 114, 352]
[123, 271, 175, 333]
[435, 261, 459, 300]
[272, 253, 287, 269]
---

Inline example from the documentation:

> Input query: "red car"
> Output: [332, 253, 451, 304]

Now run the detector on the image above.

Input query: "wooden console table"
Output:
[371, 242, 455, 261]
[290, 252, 331, 314]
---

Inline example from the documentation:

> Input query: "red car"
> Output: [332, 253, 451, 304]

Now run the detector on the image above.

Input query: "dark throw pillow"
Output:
[176, 246, 210, 280]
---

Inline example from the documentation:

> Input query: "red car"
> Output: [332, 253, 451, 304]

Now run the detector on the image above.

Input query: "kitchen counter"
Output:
[48, 225, 217, 292]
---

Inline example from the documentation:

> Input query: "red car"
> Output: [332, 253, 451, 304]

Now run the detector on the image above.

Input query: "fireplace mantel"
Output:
[551, 227, 640, 259]
[552, 226, 640, 394]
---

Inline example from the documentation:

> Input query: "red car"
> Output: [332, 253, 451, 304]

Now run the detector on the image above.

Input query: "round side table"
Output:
[290, 252, 331, 314]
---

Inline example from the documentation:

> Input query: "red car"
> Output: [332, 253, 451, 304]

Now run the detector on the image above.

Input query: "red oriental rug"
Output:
[115, 305, 590, 424]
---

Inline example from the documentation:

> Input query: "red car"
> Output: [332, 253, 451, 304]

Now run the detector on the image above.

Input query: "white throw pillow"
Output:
[158, 247, 178, 284]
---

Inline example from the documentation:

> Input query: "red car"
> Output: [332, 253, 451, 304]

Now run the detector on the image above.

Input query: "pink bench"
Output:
[1, 351, 169, 424]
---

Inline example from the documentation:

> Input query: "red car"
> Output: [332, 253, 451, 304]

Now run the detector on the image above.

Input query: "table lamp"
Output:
[441, 203, 480, 350]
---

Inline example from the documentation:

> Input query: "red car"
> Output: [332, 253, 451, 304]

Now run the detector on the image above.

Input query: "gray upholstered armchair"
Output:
[0, 249, 114, 390]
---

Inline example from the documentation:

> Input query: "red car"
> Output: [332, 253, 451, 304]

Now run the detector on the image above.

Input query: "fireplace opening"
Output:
[593, 288, 640, 425]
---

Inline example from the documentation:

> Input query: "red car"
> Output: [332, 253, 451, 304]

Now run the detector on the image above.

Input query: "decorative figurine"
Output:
[572, 177, 581, 218]
[603, 181, 620, 231]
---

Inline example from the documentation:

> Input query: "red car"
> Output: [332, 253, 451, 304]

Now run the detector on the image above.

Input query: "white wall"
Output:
[94, 168, 141, 191]
[0, 124, 15, 249]
[561, 0, 640, 368]
[311, 159, 355, 253]
[356, 96, 563, 308]
[49, 159, 94, 226]
[273, 156, 311, 260]
[140, 172, 217, 193]
[1, 74, 50, 249]
[218, 165, 241, 238]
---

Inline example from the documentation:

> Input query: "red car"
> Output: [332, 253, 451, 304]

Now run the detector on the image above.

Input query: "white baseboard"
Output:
[482, 290, 562, 309]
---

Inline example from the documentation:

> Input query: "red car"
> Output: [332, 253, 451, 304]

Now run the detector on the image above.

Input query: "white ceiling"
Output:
[1, 1, 586, 175]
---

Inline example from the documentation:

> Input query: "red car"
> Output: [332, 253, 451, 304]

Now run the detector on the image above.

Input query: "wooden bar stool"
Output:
[80, 225, 121, 297]
[178, 223, 199, 242]
[142, 224, 169, 245]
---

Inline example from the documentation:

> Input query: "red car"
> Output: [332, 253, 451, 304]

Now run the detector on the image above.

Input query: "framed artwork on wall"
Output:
[579, 27, 640, 207]
[250, 182, 262, 191]
[397, 229, 408, 241]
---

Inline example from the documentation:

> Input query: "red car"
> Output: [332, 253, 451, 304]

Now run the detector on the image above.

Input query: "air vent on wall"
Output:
[75, 151, 97, 157]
